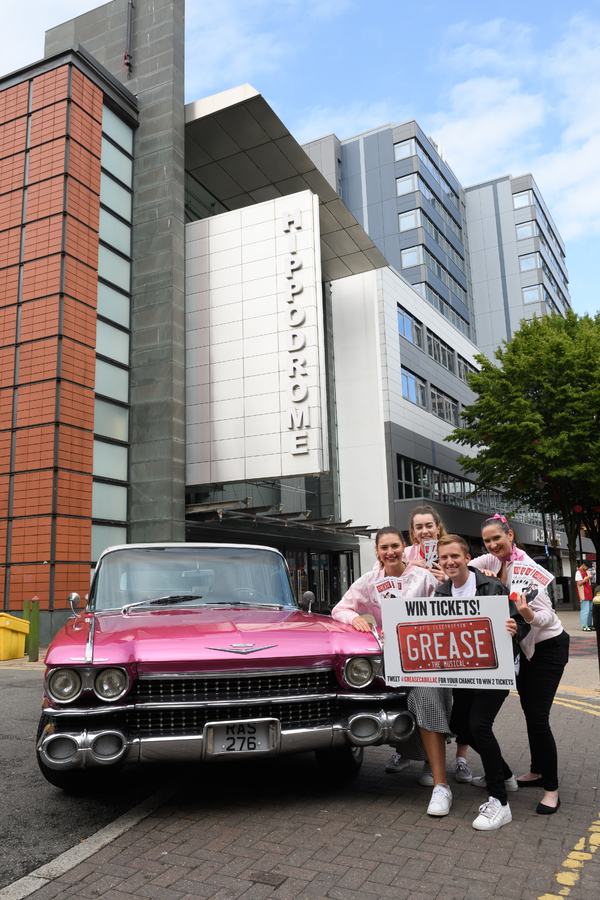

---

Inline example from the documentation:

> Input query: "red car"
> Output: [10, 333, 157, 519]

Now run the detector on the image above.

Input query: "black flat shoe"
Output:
[536, 797, 560, 815]
[517, 777, 544, 787]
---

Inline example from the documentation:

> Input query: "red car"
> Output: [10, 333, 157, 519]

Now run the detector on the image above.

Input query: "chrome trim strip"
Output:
[85, 617, 95, 664]
[137, 666, 335, 680]
[45, 693, 341, 715]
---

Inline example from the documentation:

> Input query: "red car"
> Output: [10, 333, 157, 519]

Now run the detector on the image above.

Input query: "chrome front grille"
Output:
[131, 669, 339, 704]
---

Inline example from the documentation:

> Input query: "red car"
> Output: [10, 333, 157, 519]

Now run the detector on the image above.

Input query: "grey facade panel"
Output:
[47, 0, 187, 543]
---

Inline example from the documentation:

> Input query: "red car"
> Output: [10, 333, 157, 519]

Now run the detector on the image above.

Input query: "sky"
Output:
[3, 0, 600, 317]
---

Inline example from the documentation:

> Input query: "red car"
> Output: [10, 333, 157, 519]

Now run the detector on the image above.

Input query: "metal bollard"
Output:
[28, 597, 40, 663]
[23, 600, 30, 655]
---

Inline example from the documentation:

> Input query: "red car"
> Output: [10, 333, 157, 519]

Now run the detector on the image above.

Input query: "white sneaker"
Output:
[427, 783, 452, 816]
[472, 797, 512, 831]
[454, 760, 473, 783]
[418, 762, 434, 786]
[385, 753, 411, 774]
[472, 774, 518, 792]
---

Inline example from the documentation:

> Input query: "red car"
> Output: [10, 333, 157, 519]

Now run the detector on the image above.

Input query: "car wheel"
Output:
[314, 744, 364, 778]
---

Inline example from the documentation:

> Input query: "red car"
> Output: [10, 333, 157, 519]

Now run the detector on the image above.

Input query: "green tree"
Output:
[446, 311, 600, 607]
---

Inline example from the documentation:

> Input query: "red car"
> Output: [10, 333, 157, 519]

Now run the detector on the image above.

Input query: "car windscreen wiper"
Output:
[122, 595, 202, 614]
[208, 601, 285, 609]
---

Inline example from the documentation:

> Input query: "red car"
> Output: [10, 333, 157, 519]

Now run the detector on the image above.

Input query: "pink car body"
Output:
[37, 544, 415, 789]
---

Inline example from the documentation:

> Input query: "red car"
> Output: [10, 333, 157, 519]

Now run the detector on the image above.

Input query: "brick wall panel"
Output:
[54, 564, 92, 607]
[0, 431, 11, 473]
[0, 266, 19, 308]
[67, 179, 100, 232]
[63, 256, 97, 307]
[20, 296, 60, 342]
[55, 517, 91, 562]
[14, 425, 55, 472]
[23, 215, 63, 261]
[29, 101, 68, 149]
[31, 67, 69, 111]
[18, 338, 58, 385]
[28, 139, 66, 185]
[22, 256, 61, 302]
[60, 382, 94, 430]
[26, 177, 64, 223]
[0, 117, 28, 160]
[12, 470, 54, 516]
[63, 298, 96, 346]
[0, 153, 25, 194]
[71, 69, 103, 123]
[9, 565, 51, 611]
[0, 346, 15, 388]
[0, 386, 13, 426]
[10, 518, 52, 563]
[16, 382, 56, 428]
[57, 425, 93, 472]
[68, 142, 101, 195]
[65, 216, 98, 269]
[0, 226, 22, 268]
[61, 338, 95, 388]
[0, 188, 24, 230]
[0, 82, 29, 126]
[56, 471, 92, 517]
[0, 306, 17, 348]
[70, 105, 102, 159]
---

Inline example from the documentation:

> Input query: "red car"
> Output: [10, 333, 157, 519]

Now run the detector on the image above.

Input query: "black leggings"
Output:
[516, 631, 570, 791]
[451, 688, 512, 804]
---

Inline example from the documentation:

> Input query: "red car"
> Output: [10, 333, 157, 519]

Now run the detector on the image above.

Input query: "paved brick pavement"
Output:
[17, 687, 600, 900]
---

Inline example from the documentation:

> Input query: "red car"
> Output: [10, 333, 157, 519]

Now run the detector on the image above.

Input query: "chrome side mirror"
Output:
[299, 591, 315, 612]
[68, 592, 81, 619]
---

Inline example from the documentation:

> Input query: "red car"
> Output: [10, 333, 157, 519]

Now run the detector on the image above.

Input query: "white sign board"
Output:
[185, 190, 328, 485]
[380, 595, 516, 690]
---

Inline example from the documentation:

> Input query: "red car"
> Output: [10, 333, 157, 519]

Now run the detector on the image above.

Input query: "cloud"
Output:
[289, 99, 402, 145]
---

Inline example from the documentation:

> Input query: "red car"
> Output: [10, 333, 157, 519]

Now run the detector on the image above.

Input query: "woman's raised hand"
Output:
[351, 615, 373, 632]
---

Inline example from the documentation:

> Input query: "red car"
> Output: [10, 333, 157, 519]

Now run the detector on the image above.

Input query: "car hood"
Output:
[45, 607, 380, 672]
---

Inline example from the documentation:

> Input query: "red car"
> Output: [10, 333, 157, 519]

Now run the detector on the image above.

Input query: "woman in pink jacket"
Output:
[332, 526, 454, 817]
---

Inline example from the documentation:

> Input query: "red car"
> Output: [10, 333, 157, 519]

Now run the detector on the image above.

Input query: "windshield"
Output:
[90, 547, 296, 611]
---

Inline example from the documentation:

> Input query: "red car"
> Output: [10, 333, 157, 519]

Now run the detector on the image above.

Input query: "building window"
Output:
[417, 176, 462, 237]
[422, 247, 468, 306]
[398, 305, 423, 348]
[516, 221, 536, 240]
[413, 283, 471, 340]
[523, 285, 542, 304]
[394, 139, 416, 160]
[396, 174, 417, 196]
[399, 209, 421, 232]
[401, 245, 423, 268]
[401, 367, 427, 407]
[427, 332, 455, 373]
[458, 355, 478, 383]
[513, 190, 532, 209]
[519, 253, 539, 272]
[420, 211, 465, 274]
[430, 386, 459, 425]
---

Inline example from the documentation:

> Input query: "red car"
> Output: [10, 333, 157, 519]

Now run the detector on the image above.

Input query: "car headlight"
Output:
[344, 657, 374, 688]
[47, 668, 82, 702]
[94, 668, 129, 701]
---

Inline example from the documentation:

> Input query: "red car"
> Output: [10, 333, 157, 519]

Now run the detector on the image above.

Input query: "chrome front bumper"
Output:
[37, 705, 415, 770]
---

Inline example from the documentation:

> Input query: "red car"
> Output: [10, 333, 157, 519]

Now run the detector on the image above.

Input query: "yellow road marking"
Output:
[538, 815, 600, 899]
[552, 699, 600, 717]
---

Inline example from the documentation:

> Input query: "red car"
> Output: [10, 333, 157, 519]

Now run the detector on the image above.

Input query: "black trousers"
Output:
[516, 631, 570, 791]
[450, 688, 511, 804]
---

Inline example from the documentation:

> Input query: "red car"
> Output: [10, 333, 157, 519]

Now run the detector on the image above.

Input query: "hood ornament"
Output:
[205, 643, 278, 654]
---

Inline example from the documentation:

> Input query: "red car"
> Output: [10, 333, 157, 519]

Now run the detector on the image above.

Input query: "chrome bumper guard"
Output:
[37, 706, 415, 770]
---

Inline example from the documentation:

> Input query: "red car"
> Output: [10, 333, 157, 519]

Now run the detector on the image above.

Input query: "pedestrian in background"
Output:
[576, 562, 594, 631]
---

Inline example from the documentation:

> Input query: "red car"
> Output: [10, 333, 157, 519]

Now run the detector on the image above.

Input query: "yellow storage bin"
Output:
[0, 614, 30, 660]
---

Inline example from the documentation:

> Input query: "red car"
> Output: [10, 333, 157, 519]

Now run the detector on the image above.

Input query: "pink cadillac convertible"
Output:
[37, 544, 415, 790]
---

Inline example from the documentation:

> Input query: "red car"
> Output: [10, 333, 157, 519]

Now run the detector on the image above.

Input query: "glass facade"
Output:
[92, 104, 134, 562]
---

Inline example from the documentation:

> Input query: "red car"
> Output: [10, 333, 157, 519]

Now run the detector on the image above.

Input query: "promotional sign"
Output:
[374, 576, 402, 599]
[380, 595, 515, 690]
[510, 563, 554, 600]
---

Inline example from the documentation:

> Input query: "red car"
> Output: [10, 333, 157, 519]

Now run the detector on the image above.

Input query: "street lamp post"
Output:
[535, 475, 551, 570]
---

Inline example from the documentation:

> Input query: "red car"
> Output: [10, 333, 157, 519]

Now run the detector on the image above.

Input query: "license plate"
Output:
[396, 618, 498, 672]
[209, 721, 272, 755]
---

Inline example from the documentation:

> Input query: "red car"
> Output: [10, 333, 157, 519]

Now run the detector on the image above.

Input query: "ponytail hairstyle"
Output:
[481, 513, 526, 551]
[374, 526, 405, 569]
[408, 505, 447, 545]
